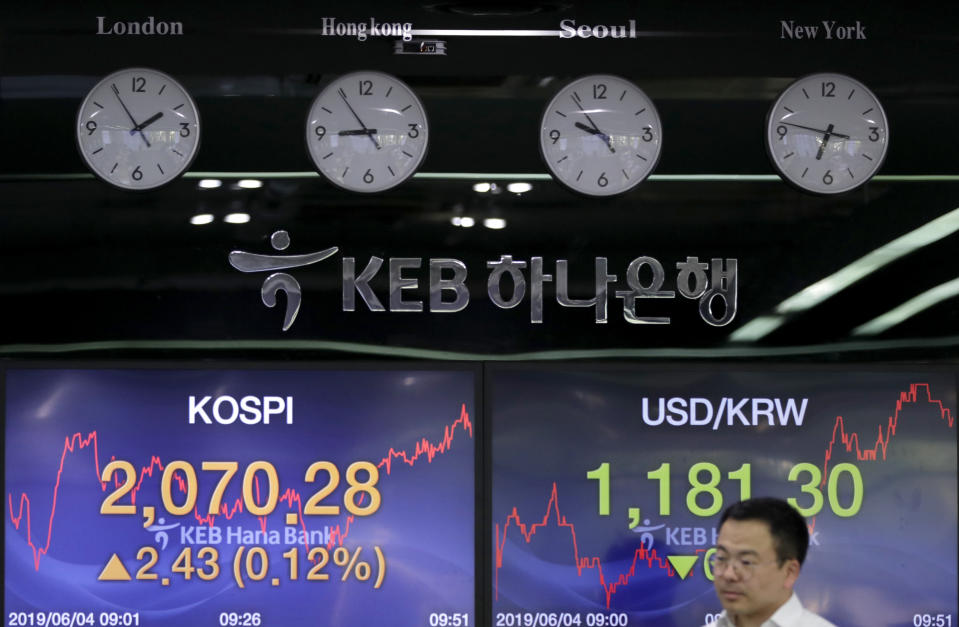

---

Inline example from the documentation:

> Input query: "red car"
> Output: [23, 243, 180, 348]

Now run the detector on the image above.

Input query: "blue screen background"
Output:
[5, 368, 476, 626]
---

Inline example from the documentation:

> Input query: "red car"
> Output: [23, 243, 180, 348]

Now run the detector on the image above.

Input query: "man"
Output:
[704, 497, 837, 627]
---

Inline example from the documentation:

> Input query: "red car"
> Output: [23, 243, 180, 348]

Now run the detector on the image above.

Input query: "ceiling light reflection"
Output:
[190, 214, 215, 225]
[450, 216, 475, 227]
[852, 277, 959, 336]
[730, 205, 959, 342]
[224, 213, 251, 224]
[507, 182, 533, 193]
[484, 218, 506, 230]
[198, 179, 222, 189]
[776, 206, 959, 314]
[237, 179, 263, 189]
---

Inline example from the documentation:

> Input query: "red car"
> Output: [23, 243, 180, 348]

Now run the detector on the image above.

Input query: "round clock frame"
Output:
[76, 67, 201, 191]
[539, 74, 663, 197]
[766, 72, 889, 195]
[305, 70, 429, 193]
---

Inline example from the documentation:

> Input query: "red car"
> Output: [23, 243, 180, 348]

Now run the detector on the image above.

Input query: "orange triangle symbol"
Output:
[97, 554, 132, 581]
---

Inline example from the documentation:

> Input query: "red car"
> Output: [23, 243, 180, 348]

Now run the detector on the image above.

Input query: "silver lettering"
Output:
[343, 257, 385, 312]
[389, 258, 423, 312]
[429, 259, 469, 312]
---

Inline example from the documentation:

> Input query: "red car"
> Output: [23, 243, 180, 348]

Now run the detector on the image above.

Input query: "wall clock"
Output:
[305, 71, 429, 193]
[539, 74, 662, 196]
[76, 67, 200, 190]
[766, 72, 889, 194]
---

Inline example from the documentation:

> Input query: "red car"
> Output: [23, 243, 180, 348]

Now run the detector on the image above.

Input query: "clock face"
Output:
[306, 71, 429, 193]
[76, 68, 200, 190]
[540, 74, 662, 196]
[766, 73, 889, 194]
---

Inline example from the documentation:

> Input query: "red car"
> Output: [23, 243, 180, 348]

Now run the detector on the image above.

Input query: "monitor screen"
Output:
[490, 367, 958, 627]
[5, 367, 476, 627]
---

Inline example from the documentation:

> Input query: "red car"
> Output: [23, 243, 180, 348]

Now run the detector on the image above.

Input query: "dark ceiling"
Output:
[1, 1, 958, 362]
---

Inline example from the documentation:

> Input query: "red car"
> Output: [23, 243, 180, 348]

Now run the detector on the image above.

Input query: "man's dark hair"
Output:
[718, 497, 809, 566]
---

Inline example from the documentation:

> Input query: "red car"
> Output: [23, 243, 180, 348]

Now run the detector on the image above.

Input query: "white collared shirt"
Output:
[703, 592, 837, 627]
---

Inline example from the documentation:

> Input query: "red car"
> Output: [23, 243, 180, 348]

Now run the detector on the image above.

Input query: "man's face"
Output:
[713, 518, 799, 624]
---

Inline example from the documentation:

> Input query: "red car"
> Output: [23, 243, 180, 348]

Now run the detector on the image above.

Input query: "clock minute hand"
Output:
[338, 128, 379, 136]
[781, 121, 851, 139]
[111, 83, 151, 148]
[571, 95, 615, 153]
[337, 88, 381, 150]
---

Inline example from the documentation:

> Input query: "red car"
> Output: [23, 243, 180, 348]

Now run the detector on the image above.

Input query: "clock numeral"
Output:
[132, 77, 146, 93]
[821, 81, 835, 98]
[314, 126, 327, 140]
[822, 170, 833, 185]
[642, 126, 653, 142]
[548, 129, 561, 144]
[868, 126, 880, 142]
[776, 125, 787, 139]
[132, 166, 144, 181]
[359, 80, 373, 96]
[85, 120, 98, 135]
[597, 172, 609, 188]
[408, 123, 420, 139]
[363, 169, 374, 184]
[179, 123, 191, 138]
[592, 84, 607, 100]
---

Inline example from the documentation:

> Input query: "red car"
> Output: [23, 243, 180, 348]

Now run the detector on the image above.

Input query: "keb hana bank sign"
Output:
[229, 231, 737, 331]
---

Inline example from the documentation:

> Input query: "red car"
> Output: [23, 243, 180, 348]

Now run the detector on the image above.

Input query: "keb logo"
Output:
[229, 230, 337, 331]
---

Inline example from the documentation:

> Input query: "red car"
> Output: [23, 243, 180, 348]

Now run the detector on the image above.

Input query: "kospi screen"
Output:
[490, 367, 958, 627]
[4, 367, 477, 627]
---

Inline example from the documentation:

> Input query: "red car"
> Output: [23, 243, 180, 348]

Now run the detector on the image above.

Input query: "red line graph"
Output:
[7, 403, 472, 571]
[821, 383, 954, 483]
[495, 482, 676, 609]
[495, 383, 955, 609]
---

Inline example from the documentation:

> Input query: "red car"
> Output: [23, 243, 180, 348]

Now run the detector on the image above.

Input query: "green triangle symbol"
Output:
[667, 555, 699, 580]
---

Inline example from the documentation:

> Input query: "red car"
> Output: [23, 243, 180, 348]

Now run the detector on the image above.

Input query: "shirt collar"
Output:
[715, 592, 804, 627]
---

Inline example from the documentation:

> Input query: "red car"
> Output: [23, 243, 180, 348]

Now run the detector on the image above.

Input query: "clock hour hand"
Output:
[815, 123, 835, 161]
[337, 88, 381, 150]
[571, 95, 615, 153]
[338, 128, 379, 136]
[574, 121, 614, 145]
[111, 83, 151, 148]
[130, 111, 164, 134]
[781, 121, 851, 140]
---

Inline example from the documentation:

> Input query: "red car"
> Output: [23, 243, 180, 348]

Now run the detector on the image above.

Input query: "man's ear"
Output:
[783, 559, 800, 590]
